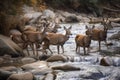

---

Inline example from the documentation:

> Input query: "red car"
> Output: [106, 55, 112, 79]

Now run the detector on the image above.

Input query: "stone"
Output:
[0, 66, 18, 72]
[100, 57, 113, 66]
[0, 34, 24, 57]
[52, 64, 80, 71]
[31, 68, 52, 75]
[46, 55, 67, 62]
[65, 15, 79, 23]
[0, 70, 13, 80]
[7, 72, 33, 80]
[21, 57, 36, 64]
[44, 73, 54, 80]
[21, 61, 48, 71]
[42, 9, 55, 20]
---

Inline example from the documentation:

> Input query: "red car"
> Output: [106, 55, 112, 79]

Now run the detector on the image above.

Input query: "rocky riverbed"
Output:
[0, 22, 120, 80]
[0, 6, 120, 80]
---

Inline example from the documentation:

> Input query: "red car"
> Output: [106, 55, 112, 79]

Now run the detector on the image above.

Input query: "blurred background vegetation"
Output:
[0, 0, 120, 36]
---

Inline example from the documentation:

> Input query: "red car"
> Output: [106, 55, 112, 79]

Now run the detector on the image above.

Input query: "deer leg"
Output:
[76, 45, 78, 53]
[61, 45, 64, 53]
[83, 47, 86, 55]
[48, 48, 53, 54]
[26, 45, 30, 56]
[35, 43, 38, 56]
[78, 47, 80, 53]
[98, 41, 101, 51]
[57, 45, 60, 54]
[31, 44, 35, 56]
[87, 47, 90, 54]
[104, 40, 108, 49]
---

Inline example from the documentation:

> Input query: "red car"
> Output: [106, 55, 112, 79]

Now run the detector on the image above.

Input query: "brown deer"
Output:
[86, 19, 109, 51]
[75, 31, 91, 55]
[21, 23, 49, 56]
[43, 26, 72, 54]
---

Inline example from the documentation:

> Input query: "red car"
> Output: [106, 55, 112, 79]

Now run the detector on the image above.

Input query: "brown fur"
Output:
[21, 25, 48, 56]
[44, 26, 72, 54]
[86, 21, 108, 51]
[75, 34, 91, 55]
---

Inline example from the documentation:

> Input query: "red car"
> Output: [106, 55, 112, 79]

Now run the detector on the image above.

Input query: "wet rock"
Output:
[0, 66, 18, 72]
[108, 31, 120, 40]
[46, 55, 67, 62]
[112, 57, 120, 66]
[44, 73, 54, 80]
[31, 68, 52, 75]
[21, 57, 36, 64]
[52, 64, 80, 71]
[7, 72, 33, 80]
[100, 57, 113, 66]
[108, 69, 120, 80]
[0, 57, 4, 64]
[42, 9, 55, 20]
[0, 35, 24, 57]
[24, 12, 42, 24]
[21, 61, 48, 71]
[65, 15, 79, 23]
[0, 70, 13, 80]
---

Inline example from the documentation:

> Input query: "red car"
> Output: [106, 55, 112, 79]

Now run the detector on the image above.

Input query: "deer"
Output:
[43, 26, 72, 54]
[86, 18, 109, 51]
[75, 28, 92, 55]
[21, 23, 49, 56]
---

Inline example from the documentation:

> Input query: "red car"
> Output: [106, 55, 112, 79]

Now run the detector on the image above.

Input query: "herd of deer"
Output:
[9, 18, 112, 56]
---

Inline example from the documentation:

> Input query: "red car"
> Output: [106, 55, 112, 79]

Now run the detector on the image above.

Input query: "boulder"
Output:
[108, 31, 120, 40]
[100, 57, 113, 66]
[0, 70, 13, 80]
[46, 55, 67, 62]
[44, 73, 54, 80]
[0, 57, 4, 64]
[52, 64, 80, 71]
[42, 9, 55, 20]
[31, 68, 52, 75]
[7, 72, 33, 80]
[21, 57, 36, 64]
[65, 15, 79, 23]
[0, 66, 18, 72]
[21, 61, 48, 71]
[0, 34, 24, 57]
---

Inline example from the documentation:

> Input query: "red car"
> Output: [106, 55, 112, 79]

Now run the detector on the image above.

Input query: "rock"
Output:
[0, 57, 4, 64]
[24, 12, 42, 24]
[112, 57, 120, 66]
[108, 31, 120, 40]
[0, 66, 18, 72]
[21, 57, 36, 64]
[31, 68, 52, 75]
[7, 72, 33, 80]
[100, 57, 113, 66]
[44, 73, 54, 80]
[52, 64, 80, 71]
[108, 69, 120, 80]
[42, 9, 55, 20]
[0, 34, 24, 57]
[46, 55, 67, 62]
[0, 70, 13, 80]
[65, 15, 79, 23]
[21, 61, 48, 71]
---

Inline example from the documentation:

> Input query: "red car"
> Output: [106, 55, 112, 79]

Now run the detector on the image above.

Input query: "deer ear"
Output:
[69, 26, 72, 29]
